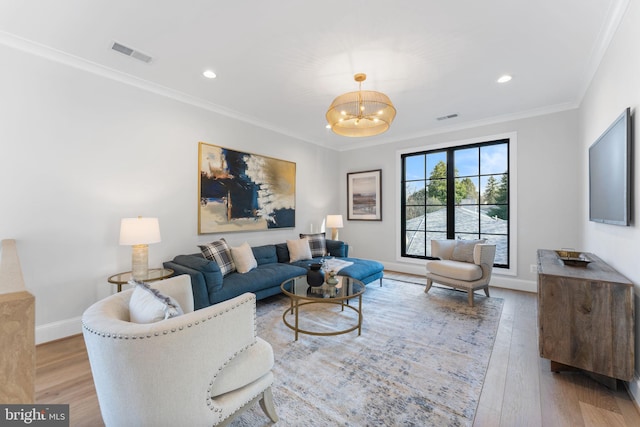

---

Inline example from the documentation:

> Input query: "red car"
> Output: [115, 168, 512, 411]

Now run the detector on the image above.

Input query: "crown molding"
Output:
[0, 30, 320, 147]
[575, 0, 630, 102]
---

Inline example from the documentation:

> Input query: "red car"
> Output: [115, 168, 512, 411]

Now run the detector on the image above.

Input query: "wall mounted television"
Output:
[588, 107, 631, 226]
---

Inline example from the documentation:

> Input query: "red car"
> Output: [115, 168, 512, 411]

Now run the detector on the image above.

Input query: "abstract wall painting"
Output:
[347, 169, 382, 221]
[198, 142, 296, 234]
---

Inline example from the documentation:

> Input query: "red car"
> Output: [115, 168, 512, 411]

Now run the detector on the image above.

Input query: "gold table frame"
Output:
[108, 268, 174, 292]
[280, 275, 365, 341]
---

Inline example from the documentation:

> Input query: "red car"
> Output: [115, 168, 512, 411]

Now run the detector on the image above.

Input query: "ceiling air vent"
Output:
[437, 113, 459, 121]
[111, 42, 152, 63]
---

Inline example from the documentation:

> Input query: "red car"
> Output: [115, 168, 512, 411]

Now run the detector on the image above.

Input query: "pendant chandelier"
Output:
[326, 73, 396, 137]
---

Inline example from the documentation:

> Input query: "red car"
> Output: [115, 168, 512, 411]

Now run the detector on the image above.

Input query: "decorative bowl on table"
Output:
[554, 249, 591, 267]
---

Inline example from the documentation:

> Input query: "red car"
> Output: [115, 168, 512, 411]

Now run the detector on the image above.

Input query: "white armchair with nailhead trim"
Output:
[82, 275, 278, 426]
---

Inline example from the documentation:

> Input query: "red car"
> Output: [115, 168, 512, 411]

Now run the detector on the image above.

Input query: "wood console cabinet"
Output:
[537, 249, 634, 382]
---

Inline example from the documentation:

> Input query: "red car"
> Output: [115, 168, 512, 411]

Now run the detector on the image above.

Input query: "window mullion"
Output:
[446, 150, 455, 240]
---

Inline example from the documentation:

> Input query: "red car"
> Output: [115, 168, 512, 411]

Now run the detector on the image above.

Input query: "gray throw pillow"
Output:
[451, 239, 486, 263]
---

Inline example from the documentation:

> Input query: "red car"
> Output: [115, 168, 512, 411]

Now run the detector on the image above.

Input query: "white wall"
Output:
[0, 43, 340, 343]
[578, 0, 640, 403]
[338, 109, 581, 292]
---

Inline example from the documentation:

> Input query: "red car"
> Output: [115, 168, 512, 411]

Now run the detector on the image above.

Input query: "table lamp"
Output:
[119, 217, 161, 280]
[326, 215, 343, 240]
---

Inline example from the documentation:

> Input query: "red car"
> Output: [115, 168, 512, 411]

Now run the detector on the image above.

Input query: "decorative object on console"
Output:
[306, 263, 325, 287]
[326, 73, 396, 137]
[554, 249, 591, 267]
[198, 142, 296, 234]
[325, 215, 343, 240]
[347, 169, 382, 221]
[119, 217, 161, 281]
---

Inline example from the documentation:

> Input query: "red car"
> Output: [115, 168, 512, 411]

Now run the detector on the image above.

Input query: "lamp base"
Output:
[331, 228, 339, 240]
[131, 244, 149, 281]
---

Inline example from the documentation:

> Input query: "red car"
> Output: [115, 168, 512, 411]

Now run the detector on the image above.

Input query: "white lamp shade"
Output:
[119, 217, 161, 245]
[326, 215, 344, 229]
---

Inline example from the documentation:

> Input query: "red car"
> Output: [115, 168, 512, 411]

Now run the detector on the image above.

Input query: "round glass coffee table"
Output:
[280, 274, 365, 341]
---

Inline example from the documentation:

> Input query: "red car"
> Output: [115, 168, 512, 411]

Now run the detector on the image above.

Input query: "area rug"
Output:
[231, 278, 504, 426]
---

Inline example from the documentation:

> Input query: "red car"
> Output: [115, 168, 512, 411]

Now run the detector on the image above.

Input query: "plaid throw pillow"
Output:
[299, 233, 327, 257]
[198, 238, 236, 276]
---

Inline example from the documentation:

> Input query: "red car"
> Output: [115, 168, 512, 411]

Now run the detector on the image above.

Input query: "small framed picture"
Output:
[347, 169, 382, 221]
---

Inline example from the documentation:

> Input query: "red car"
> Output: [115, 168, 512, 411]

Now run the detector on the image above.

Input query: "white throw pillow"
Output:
[231, 242, 258, 274]
[287, 238, 312, 262]
[129, 281, 184, 324]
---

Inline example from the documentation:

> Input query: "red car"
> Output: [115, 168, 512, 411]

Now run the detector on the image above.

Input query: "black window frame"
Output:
[401, 138, 510, 269]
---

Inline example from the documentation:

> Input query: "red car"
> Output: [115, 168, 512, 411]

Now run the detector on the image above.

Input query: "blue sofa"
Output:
[163, 240, 384, 310]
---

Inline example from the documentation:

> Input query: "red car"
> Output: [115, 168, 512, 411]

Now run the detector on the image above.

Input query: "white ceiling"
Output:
[0, 0, 629, 150]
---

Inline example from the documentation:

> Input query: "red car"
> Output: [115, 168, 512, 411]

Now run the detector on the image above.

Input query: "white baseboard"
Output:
[490, 275, 538, 293]
[36, 316, 82, 344]
[382, 261, 537, 293]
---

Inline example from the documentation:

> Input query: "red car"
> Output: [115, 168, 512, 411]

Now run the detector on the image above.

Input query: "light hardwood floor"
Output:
[36, 271, 640, 426]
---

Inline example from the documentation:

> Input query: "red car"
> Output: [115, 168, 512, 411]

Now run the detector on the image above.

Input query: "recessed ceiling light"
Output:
[203, 70, 217, 79]
[497, 74, 512, 83]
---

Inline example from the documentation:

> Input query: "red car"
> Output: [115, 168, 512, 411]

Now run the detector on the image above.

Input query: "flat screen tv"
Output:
[589, 107, 631, 226]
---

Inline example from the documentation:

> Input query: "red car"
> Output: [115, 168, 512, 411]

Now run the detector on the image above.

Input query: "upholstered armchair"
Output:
[425, 239, 496, 307]
[82, 275, 278, 426]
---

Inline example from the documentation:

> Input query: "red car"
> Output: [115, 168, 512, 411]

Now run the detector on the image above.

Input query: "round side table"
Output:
[108, 268, 174, 292]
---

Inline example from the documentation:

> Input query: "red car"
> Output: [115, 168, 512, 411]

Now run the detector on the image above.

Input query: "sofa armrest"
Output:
[173, 254, 221, 273]
[473, 244, 497, 267]
[163, 260, 211, 310]
[165, 254, 225, 310]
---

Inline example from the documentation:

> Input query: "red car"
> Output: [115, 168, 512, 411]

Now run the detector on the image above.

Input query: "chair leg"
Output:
[259, 387, 278, 423]
[425, 278, 433, 293]
[484, 287, 490, 297]
[468, 290, 474, 307]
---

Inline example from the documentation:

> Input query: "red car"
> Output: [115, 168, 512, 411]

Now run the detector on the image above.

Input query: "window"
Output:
[401, 138, 510, 268]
